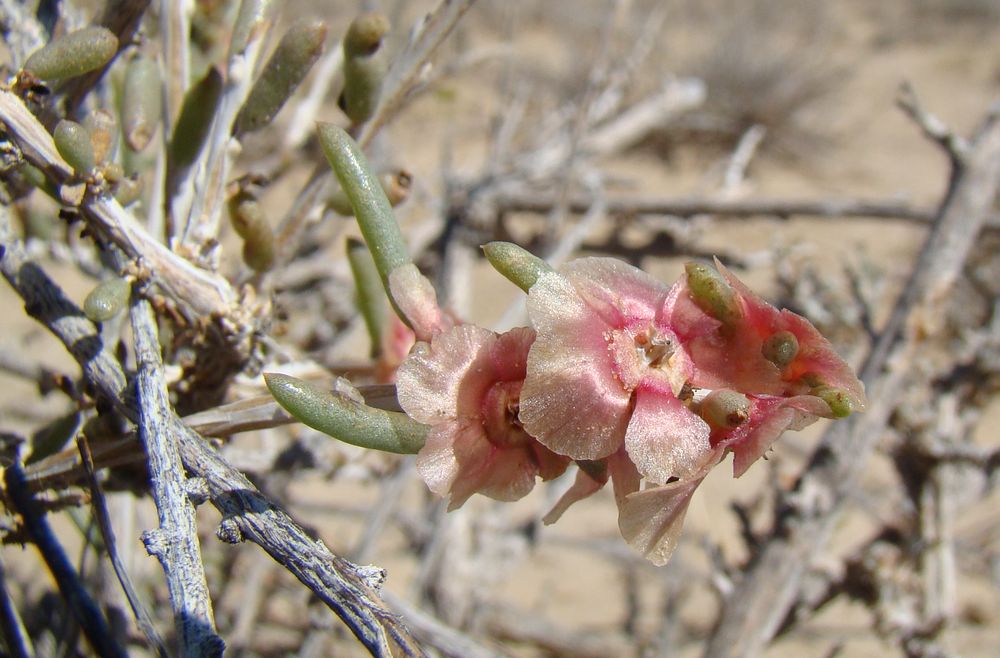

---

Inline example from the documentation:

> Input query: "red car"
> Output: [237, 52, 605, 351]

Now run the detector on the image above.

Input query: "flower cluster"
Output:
[394, 256, 865, 565]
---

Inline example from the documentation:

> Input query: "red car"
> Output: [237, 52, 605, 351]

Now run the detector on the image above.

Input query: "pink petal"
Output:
[624, 383, 712, 484]
[722, 395, 829, 477]
[561, 258, 669, 326]
[777, 310, 868, 411]
[416, 419, 482, 503]
[618, 477, 704, 566]
[396, 324, 495, 424]
[416, 418, 537, 510]
[522, 271, 631, 460]
[487, 326, 536, 383]
[542, 465, 607, 525]
[607, 449, 641, 506]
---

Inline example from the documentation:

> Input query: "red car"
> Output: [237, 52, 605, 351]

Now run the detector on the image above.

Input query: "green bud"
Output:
[699, 389, 752, 429]
[685, 261, 743, 327]
[814, 386, 853, 418]
[483, 241, 554, 293]
[122, 55, 163, 152]
[103, 162, 125, 184]
[235, 19, 327, 134]
[264, 372, 428, 454]
[762, 330, 799, 368]
[169, 66, 223, 171]
[341, 12, 389, 124]
[21, 27, 119, 82]
[84, 277, 131, 322]
[54, 120, 96, 174]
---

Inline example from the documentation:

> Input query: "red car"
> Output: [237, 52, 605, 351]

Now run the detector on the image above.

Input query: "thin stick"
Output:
[76, 435, 170, 658]
[0, 554, 35, 658]
[3, 461, 128, 658]
[131, 296, 225, 656]
[495, 189, 954, 225]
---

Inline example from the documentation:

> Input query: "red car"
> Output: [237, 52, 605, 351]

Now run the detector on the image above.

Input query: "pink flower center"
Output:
[482, 380, 531, 448]
[607, 323, 688, 396]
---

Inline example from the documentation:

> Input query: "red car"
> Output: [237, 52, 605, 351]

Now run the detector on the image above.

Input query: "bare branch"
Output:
[77, 435, 170, 658]
[131, 296, 224, 657]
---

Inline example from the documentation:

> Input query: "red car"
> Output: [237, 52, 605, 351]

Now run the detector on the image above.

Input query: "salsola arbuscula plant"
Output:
[2, 2, 1000, 657]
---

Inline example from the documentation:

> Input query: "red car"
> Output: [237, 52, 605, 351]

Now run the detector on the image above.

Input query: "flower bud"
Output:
[122, 55, 162, 152]
[84, 277, 130, 322]
[54, 120, 95, 174]
[235, 19, 327, 134]
[21, 27, 118, 82]
[699, 389, 751, 429]
[684, 261, 743, 327]
[762, 330, 799, 368]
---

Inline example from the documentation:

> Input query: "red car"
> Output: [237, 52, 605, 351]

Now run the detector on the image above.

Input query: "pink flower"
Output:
[519, 258, 717, 484]
[677, 260, 868, 475]
[396, 324, 570, 510]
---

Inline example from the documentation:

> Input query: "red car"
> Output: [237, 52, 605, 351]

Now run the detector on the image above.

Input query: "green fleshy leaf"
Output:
[122, 55, 162, 152]
[264, 373, 427, 454]
[169, 66, 223, 171]
[54, 120, 95, 174]
[347, 237, 387, 358]
[317, 123, 409, 284]
[22, 27, 118, 82]
[84, 277, 131, 322]
[235, 19, 327, 134]
[482, 241, 553, 293]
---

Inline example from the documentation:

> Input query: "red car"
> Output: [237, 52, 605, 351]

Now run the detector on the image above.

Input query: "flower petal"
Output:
[721, 395, 829, 477]
[542, 465, 607, 525]
[522, 270, 631, 459]
[618, 477, 703, 566]
[396, 324, 495, 423]
[624, 384, 712, 484]
[561, 257, 669, 326]
[416, 417, 537, 510]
